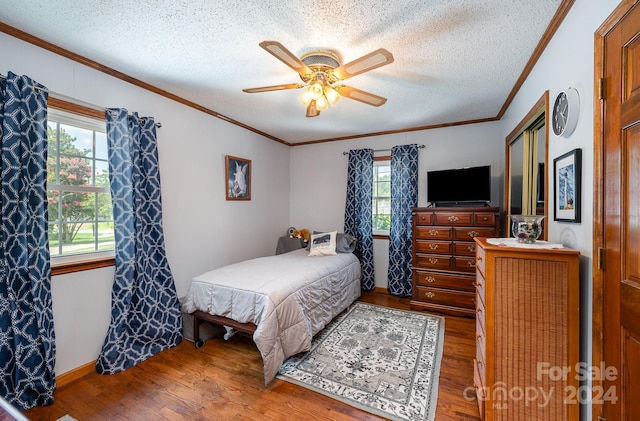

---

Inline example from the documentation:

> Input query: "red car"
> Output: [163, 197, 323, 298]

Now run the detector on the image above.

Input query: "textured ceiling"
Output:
[0, 0, 564, 144]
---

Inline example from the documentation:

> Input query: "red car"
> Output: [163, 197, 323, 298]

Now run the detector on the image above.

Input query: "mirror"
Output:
[505, 92, 549, 239]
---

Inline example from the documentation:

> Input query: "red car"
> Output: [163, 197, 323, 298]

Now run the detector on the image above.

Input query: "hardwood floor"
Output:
[24, 291, 481, 420]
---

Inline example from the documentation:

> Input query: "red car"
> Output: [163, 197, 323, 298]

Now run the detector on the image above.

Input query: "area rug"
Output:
[277, 302, 445, 421]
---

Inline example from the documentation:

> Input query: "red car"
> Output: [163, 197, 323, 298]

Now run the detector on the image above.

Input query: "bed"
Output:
[181, 247, 361, 384]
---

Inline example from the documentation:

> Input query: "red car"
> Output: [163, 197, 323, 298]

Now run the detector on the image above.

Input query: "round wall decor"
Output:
[552, 87, 580, 137]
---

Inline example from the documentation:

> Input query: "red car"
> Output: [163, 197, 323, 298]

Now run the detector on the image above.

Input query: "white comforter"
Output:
[181, 249, 361, 384]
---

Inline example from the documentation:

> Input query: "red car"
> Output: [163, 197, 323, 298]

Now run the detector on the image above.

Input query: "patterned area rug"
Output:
[277, 302, 445, 421]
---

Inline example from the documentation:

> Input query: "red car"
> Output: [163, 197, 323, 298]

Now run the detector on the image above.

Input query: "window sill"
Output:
[373, 233, 390, 240]
[51, 254, 115, 276]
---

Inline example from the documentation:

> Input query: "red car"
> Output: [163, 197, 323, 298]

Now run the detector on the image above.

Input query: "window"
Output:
[373, 158, 391, 233]
[47, 109, 114, 262]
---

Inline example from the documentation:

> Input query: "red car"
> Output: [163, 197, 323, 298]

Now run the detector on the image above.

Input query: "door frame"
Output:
[592, 0, 638, 419]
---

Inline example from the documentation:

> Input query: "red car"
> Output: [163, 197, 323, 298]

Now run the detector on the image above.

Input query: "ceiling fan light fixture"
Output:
[298, 89, 314, 106]
[324, 86, 341, 105]
[309, 82, 324, 100]
[315, 95, 329, 110]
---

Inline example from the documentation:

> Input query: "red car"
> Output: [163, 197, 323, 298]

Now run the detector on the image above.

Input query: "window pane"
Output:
[48, 223, 60, 254]
[95, 131, 108, 160]
[60, 124, 93, 157]
[97, 192, 113, 221]
[378, 180, 390, 196]
[97, 222, 115, 251]
[47, 122, 58, 156]
[61, 222, 96, 255]
[95, 160, 109, 187]
[58, 155, 94, 187]
[47, 191, 60, 222]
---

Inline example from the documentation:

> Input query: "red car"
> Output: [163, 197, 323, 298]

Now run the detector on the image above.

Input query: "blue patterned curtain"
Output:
[387, 144, 418, 296]
[344, 148, 375, 290]
[96, 108, 182, 374]
[0, 72, 56, 410]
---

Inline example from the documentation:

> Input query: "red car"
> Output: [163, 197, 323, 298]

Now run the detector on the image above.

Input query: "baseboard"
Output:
[56, 361, 96, 388]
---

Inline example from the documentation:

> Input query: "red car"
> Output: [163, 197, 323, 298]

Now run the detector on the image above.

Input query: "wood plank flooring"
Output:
[24, 291, 481, 420]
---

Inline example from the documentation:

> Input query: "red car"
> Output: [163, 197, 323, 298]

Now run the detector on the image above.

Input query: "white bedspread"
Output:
[182, 249, 361, 384]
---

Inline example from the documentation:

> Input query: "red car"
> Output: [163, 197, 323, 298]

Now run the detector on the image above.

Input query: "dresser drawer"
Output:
[476, 307, 486, 340]
[474, 359, 486, 419]
[474, 212, 496, 226]
[434, 211, 473, 226]
[454, 227, 496, 241]
[414, 271, 475, 291]
[414, 211, 433, 225]
[414, 286, 476, 309]
[415, 240, 452, 254]
[453, 255, 477, 272]
[414, 226, 452, 240]
[475, 241, 486, 277]
[476, 327, 486, 368]
[454, 241, 477, 256]
[414, 254, 453, 270]
[475, 272, 486, 304]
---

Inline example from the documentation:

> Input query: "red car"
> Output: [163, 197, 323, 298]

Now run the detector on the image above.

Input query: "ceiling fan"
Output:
[242, 41, 394, 117]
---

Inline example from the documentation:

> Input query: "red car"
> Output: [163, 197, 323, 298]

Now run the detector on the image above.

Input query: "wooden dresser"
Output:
[410, 206, 500, 317]
[473, 237, 580, 421]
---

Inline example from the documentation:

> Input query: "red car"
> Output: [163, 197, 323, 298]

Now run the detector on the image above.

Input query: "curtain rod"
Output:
[342, 144, 426, 155]
[1, 73, 161, 128]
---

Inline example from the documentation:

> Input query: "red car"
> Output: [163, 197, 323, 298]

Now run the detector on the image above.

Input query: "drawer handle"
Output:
[425, 276, 436, 283]
[426, 292, 435, 298]
[467, 245, 476, 252]
[420, 216, 426, 221]
[428, 229, 439, 236]
[448, 215, 459, 222]
[468, 260, 476, 267]
[477, 256, 483, 261]
[429, 244, 439, 250]
[468, 230, 480, 238]
[482, 216, 489, 221]
[428, 258, 439, 264]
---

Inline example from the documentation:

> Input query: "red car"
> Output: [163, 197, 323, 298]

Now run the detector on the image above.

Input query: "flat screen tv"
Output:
[427, 165, 491, 205]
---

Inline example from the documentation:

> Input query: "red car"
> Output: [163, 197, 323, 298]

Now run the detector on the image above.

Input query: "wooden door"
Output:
[596, 1, 640, 419]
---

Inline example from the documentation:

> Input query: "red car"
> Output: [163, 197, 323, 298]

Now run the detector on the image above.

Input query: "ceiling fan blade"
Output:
[336, 86, 387, 107]
[306, 100, 320, 117]
[259, 41, 313, 75]
[243, 83, 305, 93]
[332, 48, 394, 80]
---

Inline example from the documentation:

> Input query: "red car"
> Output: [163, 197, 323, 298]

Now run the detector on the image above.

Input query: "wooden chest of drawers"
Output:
[473, 237, 580, 420]
[410, 206, 500, 317]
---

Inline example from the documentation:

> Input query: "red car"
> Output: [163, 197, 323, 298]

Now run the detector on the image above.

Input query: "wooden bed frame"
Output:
[192, 310, 257, 348]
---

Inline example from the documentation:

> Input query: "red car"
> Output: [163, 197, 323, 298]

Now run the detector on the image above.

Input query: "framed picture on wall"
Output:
[553, 148, 581, 223]
[225, 155, 251, 200]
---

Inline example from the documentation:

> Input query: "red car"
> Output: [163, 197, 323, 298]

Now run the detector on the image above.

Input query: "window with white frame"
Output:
[373, 158, 391, 233]
[47, 109, 114, 260]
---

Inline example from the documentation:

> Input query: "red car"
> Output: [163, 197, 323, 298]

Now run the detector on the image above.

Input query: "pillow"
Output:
[308, 231, 337, 256]
[311, 231, 356, 253]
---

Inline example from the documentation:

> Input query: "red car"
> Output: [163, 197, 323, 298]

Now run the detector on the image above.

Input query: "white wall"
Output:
[290, 122, 504, 289]
[1, 32, 291, 375]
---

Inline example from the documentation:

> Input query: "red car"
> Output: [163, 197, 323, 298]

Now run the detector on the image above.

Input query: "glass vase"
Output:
[510, 215, 545, 243]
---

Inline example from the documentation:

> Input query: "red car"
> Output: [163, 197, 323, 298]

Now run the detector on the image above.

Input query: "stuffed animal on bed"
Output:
[291, 228, 311, 243]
